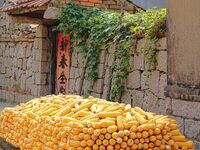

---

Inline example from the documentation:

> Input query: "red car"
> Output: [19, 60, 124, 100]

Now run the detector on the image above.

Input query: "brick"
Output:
[126, 70, 141, 89]
[158, 73, 167, 98]
[36, 25, 48, 38]
[109, 4, 120, 10]
[149, 71, 159, 96]
[134, 54, 145, 70]
[156, 37, 167, 50]
[102, 0, 116, 5]
[172, 99, 200, 119]
[185, 119, 200, 140]
[142, 92, 158, 112]
[80, 1, 95, 6]
[156, 51, 167, 72]
[88, 0, 102, 4]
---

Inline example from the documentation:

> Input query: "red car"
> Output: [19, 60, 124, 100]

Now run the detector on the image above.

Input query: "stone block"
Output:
[157, 97, 172, 115]
[131, 90, 144, 107]
[43, 7, 60, 20]
[35, 25, 48, 38]
[121, 90, 132, 105]
[156, 51, 167, 72]
[93, 79, 104, 93]
[25, 48, 32, 58]
[107, 43, 115, 54]
[35, 73, 47, 85]
[103, 68, 111, 86]
[0, 64, 6, 74]
[39, 61, 50, 73]
[17, 59, 23, 69]
[134, 54, 145, 70]
[106, 54, 114, 66]
[142, 91, 159, 113]
[168, 115, 185, 133]
[32, 61, 39, 72]
[158, 73, 167, 98]
[99, 50, 106, 63]
[97, 64, 105, 78]
[149, 71, 159, 96]
[126, 70, 141, 89]
[23, 59, 27, 70]
[17, 47, 25, 59]
[75, 78, 81, 93]
[31, 84, 38, 96]
[156, 37, 167, 50]
[71, 53, 78, 67]
[136, 38, 152, 53]
[185, 119, 200, 140]
[141, 71, 150, 90]
[172, 99, 200, 119]
[38, 85, 49, 96]
[102, 85, 110, 100]
[69, 67, 76, 79]
[68, 79, 76, 93]
[77, 53, 85, 66]
[90, 92, 101, 98]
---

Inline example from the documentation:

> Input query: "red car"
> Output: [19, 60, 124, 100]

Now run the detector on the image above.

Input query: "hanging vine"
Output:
[58, 3, 166, 102]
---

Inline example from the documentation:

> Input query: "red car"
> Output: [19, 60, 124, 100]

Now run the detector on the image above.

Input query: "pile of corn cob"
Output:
[0, 95, 194, 150]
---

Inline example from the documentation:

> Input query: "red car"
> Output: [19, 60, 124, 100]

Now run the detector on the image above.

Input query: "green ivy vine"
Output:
[58, 3, 166, 102]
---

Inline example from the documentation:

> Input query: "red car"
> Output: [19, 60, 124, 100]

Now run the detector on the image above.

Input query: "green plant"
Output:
[58, 3, 166, 102]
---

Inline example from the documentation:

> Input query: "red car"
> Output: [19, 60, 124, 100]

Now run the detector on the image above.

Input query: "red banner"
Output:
[56, 33, 70, 94]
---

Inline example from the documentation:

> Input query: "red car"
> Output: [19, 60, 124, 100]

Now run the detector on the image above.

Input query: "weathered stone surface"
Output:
[38, 85, 49, 96]
[126, 70, 141, 89]
[168, 115, 185, 133]
[97, 64, 105, 78]
[91, 92, 101, 98]
[99, 50, 106, 63]
[93, 79, 104, 93]
[68, 79, 75, 93]
[107, 44, 115, 54]
[106, 54, 114, 66]
[71, 53, 78, 67]
[39, 61, 50, 73]
[136, 39, 152, 53]
[134, 54, 145, 70]
[185, 119, 200, 140]
[156, 51, 167, 72]
[35, 73, 47, 85]
[158, 73, 167, 98]
[35, 25, 48, 38]
[142, 91, 159, 112]
[102, 85, 110, 100]
[157, 97, 172, 115]
[141, 71, 149, 90]
[193, 140, 200, 150]
[172, 99, 200, 119]
[43, 7, 61, 20]
[149, 71, 159, 96]
[156, 37, 167, 50]
[17, 59, 23, 69]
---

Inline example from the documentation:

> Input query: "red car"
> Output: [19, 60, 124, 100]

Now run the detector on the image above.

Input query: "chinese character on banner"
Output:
[56, 33, 70, 94]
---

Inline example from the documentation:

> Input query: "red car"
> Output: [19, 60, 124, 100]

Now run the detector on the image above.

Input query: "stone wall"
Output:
[0, 12, 51, 103]
[67, 37, 200, 148]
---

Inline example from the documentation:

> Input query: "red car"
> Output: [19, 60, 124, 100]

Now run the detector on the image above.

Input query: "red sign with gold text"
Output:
[56, 33, 70, 94]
